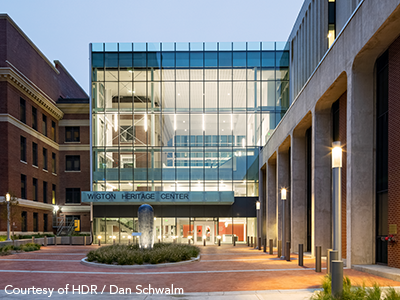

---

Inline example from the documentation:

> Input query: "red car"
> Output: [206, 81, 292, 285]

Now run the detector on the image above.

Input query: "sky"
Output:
[2, 0, 304, 95]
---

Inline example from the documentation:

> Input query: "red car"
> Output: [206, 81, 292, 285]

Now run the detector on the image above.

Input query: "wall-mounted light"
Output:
[281, 188, 287, 200]
[332, 142, 342, 168]
[256, 201, 260, 210]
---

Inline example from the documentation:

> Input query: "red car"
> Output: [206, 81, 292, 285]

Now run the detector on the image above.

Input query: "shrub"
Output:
[87, 243, 200, 265]
[311, 276, 400, 300]
[0, 243, 40, 255]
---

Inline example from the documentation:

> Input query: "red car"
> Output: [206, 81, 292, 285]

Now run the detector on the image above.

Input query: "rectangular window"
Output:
[52, 153, 56, 173]
[32, 142, 38, 166]
[43, 148, 48, 170]
[66, 155, 80, 171]
[65, 127, 80, 142]
[43, 213, 48, 232]
[52, 184, 56, 205]
[33, 212, 38, 232]
[32, 107, 37, 130]
[33, 178, 38, 201]
[21, 211, 27, 232]
[21, 174, 26, 199]
[20, 98, 26, 123]
[20, 136, 26, 162]
[51, 121, 56, 141]
[66, 188, 81, 204]
[43, 181, 47, 203]
[42, 115, 47, 136]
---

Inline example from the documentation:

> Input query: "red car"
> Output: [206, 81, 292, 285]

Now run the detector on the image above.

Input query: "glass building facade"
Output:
[90, 42, 289, 244]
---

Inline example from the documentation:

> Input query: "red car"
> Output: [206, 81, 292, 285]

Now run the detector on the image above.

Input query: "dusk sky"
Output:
[2, 0, 304, 94]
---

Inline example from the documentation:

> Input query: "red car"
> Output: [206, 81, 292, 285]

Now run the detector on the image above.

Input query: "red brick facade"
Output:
[388, 35, 400, 268]
[0, 15, 89, 234]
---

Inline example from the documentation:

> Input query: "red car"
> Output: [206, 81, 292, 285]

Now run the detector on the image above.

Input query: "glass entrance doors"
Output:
[194, 221, 214, 245]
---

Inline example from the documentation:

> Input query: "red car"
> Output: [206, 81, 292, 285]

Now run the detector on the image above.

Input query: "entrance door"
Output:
[194, 221, 214, 245]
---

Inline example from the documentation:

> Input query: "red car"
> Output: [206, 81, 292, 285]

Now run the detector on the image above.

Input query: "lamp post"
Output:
[256, 201, 260, 249]
[98, 235, 102, 246]
[332, 141, 342, 259]
[5, 193, 11, 241]
[281, 188, 287, 259]
[331, 141, 343, 297]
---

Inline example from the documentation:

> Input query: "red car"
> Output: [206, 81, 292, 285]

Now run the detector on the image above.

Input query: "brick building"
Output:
[0, 14, 90, 235]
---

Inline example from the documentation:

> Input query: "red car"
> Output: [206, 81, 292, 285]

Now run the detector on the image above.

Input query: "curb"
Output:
[81, 254, 201, 269]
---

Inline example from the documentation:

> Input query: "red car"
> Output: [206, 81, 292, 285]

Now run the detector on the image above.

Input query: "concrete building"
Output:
[0, 14, 90, 236]
[259, 0, 400, 269]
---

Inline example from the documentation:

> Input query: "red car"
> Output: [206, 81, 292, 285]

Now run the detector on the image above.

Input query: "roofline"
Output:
[0, 14, 59, 74]
[54, 60, 89, 98]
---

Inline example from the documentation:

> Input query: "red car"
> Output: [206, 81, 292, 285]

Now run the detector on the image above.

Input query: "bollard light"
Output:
[128, 235, 131, 245]
[203, 235, 206, 246]
[217, 235, 221, 246]
[98, 235, 101, 246]
[188, 235, 192, 245]
[281, 188, 287, 259]
[5, 193, 11, 241]
[113, 235, 116, 245]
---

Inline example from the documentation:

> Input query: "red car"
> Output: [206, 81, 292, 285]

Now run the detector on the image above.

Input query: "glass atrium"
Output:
[91, 42, 289, 196]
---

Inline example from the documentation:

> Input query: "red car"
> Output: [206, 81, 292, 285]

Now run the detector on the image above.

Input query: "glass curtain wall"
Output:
[91, 42, 289, 196]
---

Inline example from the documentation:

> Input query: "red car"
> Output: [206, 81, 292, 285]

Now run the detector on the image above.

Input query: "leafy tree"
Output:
[0, 193, 21, 240]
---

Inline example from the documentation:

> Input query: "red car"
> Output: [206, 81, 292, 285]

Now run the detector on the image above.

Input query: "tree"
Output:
[0, 193, 21, 240]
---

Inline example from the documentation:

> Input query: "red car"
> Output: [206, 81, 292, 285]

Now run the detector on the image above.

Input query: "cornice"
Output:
[0, 66, 64, 120]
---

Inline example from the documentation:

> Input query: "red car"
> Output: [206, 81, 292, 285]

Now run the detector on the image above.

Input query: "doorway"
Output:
[194, 221, 214, 245]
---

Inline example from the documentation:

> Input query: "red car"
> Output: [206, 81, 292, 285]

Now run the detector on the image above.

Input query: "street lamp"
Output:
[5, 193, 11, 241]
[331, 141, 343, 297]
[281, 188, 287, 259]
[256, 201, 260, 249]
[97, 235, 102, 246]
[112, 235, 116, 245]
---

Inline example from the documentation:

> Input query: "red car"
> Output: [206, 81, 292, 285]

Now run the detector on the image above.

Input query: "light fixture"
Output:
[256, 201, 260, 210]
[98, 235, 102, 240]
[332, 142, 342, 168]
[225, 221, 229, 228]
[112, 236, 116, 239]
[114, 114, 118, 132]
[222, 129, 224, 131]
[281, 188, 287, 200]
[53, 205, 59, 212]
[188, 235, 192, 239]
[6, 193, 10, 202]
[174, 114, 177, 131]
[203, 235, 206, 240]
[128, 236, 131, 239]
[217, 235, 221, 239]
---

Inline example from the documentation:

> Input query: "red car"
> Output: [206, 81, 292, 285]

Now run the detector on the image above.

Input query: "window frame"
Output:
[20, 98, 26, 123]
[43, 148, 48, 170]
[65, 126, 80, 142]
[65, 188, 81, 204]
[65, 155, 80, 171]
[20, 136, 26, 162]
[42, 115, 47, 136]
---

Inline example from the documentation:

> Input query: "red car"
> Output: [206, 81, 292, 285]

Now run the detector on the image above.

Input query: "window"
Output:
[52, 153, 56, 173]
[33, 178, 38, 201]
[120, 125, 134, 142]
[51, 121, 56, 141]
[43, 181, 47, 203]
[21, 211, 27, 232]
[52, 184, 56, 205]
[32, 107, 37, 130]
[33, 212, 38, 232]
[21, 174, 26, 199]
[65, 127, 80, 142]
[20, 136, 26, 162]
[32, 142, 38, 166]
[42, 115, 47, 136]
[66, 188, 81, 204]
[20, 98, 26, 123]
[43, 148, 48, 170]
[66, 155, 80, 171]
[43, 214, 48, 232]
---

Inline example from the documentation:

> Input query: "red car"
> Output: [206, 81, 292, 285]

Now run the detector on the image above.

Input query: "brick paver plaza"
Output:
[0, 244, 399, 298]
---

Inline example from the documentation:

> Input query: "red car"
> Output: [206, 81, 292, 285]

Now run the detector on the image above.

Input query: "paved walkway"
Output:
[0, 244, 398, 298]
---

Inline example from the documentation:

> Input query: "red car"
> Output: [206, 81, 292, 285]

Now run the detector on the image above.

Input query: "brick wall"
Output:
[388, 35, 400, 268]
[338, 92, 347, 259]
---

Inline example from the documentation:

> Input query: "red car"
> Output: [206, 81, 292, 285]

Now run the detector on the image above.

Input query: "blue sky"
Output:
[2, 0, 303, 94]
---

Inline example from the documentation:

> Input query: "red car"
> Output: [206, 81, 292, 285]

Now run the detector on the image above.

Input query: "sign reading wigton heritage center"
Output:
[81, 191, 234, 204]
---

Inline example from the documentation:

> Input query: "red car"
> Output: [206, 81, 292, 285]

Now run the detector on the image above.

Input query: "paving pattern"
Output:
[0, 244, 399, 294]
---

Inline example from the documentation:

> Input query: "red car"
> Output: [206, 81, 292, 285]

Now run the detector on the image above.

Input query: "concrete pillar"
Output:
[277, 149, 290, 257]
[259, 167, 267, 241]
[346, 67, 375, 266]
[311, 108, 332, 256]
[267, 159, 277, 245]
[291, 134, 308, 250]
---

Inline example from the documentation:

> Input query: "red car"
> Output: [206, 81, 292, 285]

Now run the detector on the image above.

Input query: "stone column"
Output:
[346, 67, 375, 266]
[291, 133, 308, 251]
[267, 159, 277, 245]
[311, 108, 332, 256]
[277, 149, 290, 257]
